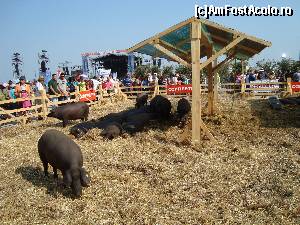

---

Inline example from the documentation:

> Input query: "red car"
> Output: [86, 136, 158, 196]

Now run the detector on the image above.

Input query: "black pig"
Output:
[38, 129, 90, 197]
[100, 122, 123, 139]
[135, 93, 148, 108]
[48, 102, 89, 127]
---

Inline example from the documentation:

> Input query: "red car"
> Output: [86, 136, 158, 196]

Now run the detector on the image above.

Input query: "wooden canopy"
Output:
[127, 17, 271, 144]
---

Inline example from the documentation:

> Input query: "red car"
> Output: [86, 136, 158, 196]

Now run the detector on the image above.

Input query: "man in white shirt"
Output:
[36, 76, 45, 94]
[57, 73, 68, 101]
[91, 76, 100, 90]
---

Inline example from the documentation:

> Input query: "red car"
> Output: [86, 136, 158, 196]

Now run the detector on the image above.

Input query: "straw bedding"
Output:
[0, 96, 299, 225]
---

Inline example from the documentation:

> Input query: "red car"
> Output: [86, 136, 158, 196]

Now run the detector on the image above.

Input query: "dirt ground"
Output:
[0, 95, 299, 225]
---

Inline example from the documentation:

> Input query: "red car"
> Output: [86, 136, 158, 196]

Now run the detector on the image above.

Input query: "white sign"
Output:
[97, 68, 111, 77]
[250, 79, 279, 93]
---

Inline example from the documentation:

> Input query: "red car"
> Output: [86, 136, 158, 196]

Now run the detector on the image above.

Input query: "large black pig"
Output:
[122, 113, 157, 133]
[48, 102, 89, 127]
[150, 95, 172, 119]
[38, 129, 90, 197]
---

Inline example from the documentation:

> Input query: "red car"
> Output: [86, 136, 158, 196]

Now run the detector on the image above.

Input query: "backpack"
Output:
[69, 82, 76, 92]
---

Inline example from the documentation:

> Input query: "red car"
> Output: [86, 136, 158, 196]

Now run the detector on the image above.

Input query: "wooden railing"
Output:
[0, 84, 125, 126]
[0, 79, 297, 127]
[118, 79, 293, 99]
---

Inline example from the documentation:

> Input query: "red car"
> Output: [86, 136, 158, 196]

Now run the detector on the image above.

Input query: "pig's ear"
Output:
[80, 168, 90, 187]
[63, 170, 72, 187]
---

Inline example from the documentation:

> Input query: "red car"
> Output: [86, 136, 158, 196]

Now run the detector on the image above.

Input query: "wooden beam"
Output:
[212, 53, 235, 73]
[200, 18, 271, 47]
[0, 106, 14, 118]
[213, 59, 219, 105]
[152, 43, 191, 67]
[199, 35, 245, 71]
[159, 39, 189, 55]
[176, 37, 191, 48]
[211, 34, 258, 54]
[200, 119, 215, 142]
[207, 46, 214, 116]
[127, 17, 195, 53]
[179, 119, 215, 143]
[191, 20, 201, 144]
[157, 39, 191, 63]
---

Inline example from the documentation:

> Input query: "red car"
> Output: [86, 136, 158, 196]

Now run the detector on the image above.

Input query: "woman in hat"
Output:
[15, 76, 32, 111]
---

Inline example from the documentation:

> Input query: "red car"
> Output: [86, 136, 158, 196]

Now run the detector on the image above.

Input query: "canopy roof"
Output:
[127, 17, 271, 61]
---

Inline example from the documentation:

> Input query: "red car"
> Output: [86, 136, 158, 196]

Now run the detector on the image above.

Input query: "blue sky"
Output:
[0, 0, 299, 82]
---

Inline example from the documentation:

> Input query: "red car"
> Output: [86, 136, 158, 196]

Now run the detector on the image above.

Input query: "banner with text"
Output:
[291, 82, 300, 92]
[79, 90, 96, 102]
[167, 85, 192, 94]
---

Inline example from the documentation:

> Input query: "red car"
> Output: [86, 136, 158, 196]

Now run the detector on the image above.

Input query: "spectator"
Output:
[91, 76, 100, 90]
[85, 79, 93, 90]
[48, 74, 60, 105]
[34, 76, 46, 119]
[158, 76, 164, 85]
[36, 76, 46, 93]
[153, 73, 159, 85]
[292, 70, 300, 82]
[67, 77, 77, 93]
[141, 77, 149, 87]
[15, 76, 32, 110]
[123, 74, 132, 87]
[0, 83, 9, 102]
[57, 73, 68, 101]
[147, 73, 153, 84]
[257, 69, 267, 80]
[78, 76, 86, 91]
[172, 74, 179, 84]
[7, 81, 17, 111]
[249, 70, 256, 82]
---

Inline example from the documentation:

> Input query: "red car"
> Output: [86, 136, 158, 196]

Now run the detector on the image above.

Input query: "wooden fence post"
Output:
[154, 83, 159, 97]
[241, 77, 246, 95]
[75, 86, 80, 102]
[213, 72, 219, 105]
[99, 84, 103, 102]
[287, 77, 292, 95]
[41, 90, 48, 119]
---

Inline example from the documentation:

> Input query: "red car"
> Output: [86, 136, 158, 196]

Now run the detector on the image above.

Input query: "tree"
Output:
[175, 65, 192, 77]
[151, 65, 161, 74]
[134, 65, 151, 77]
[256, 59, 277, 74]
[162, 65, 174, 77]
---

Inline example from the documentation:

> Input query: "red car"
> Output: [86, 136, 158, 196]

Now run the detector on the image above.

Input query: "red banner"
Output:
[167, 85, 192, 94]
[79, 90, 96, 102]
[291, 82, 300, 92]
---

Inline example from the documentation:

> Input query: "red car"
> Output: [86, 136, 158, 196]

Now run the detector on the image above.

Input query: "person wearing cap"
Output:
[292, 69, 300, 82]
[57, 73, 69, 101]
[0, 83, 9, 102]
[15, 76, 32, 110]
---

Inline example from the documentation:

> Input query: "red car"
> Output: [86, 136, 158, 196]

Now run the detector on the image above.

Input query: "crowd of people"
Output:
[121, 72, 191, 88]
[1, 68, 299, 117]
[0, 72, 121, 114]
[225, 69, 300, 83]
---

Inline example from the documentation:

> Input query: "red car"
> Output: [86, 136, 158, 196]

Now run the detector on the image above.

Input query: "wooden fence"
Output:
[119, 79, 292, 99]
[0, 85, 126, 126]
[0, 78, 296, 127]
